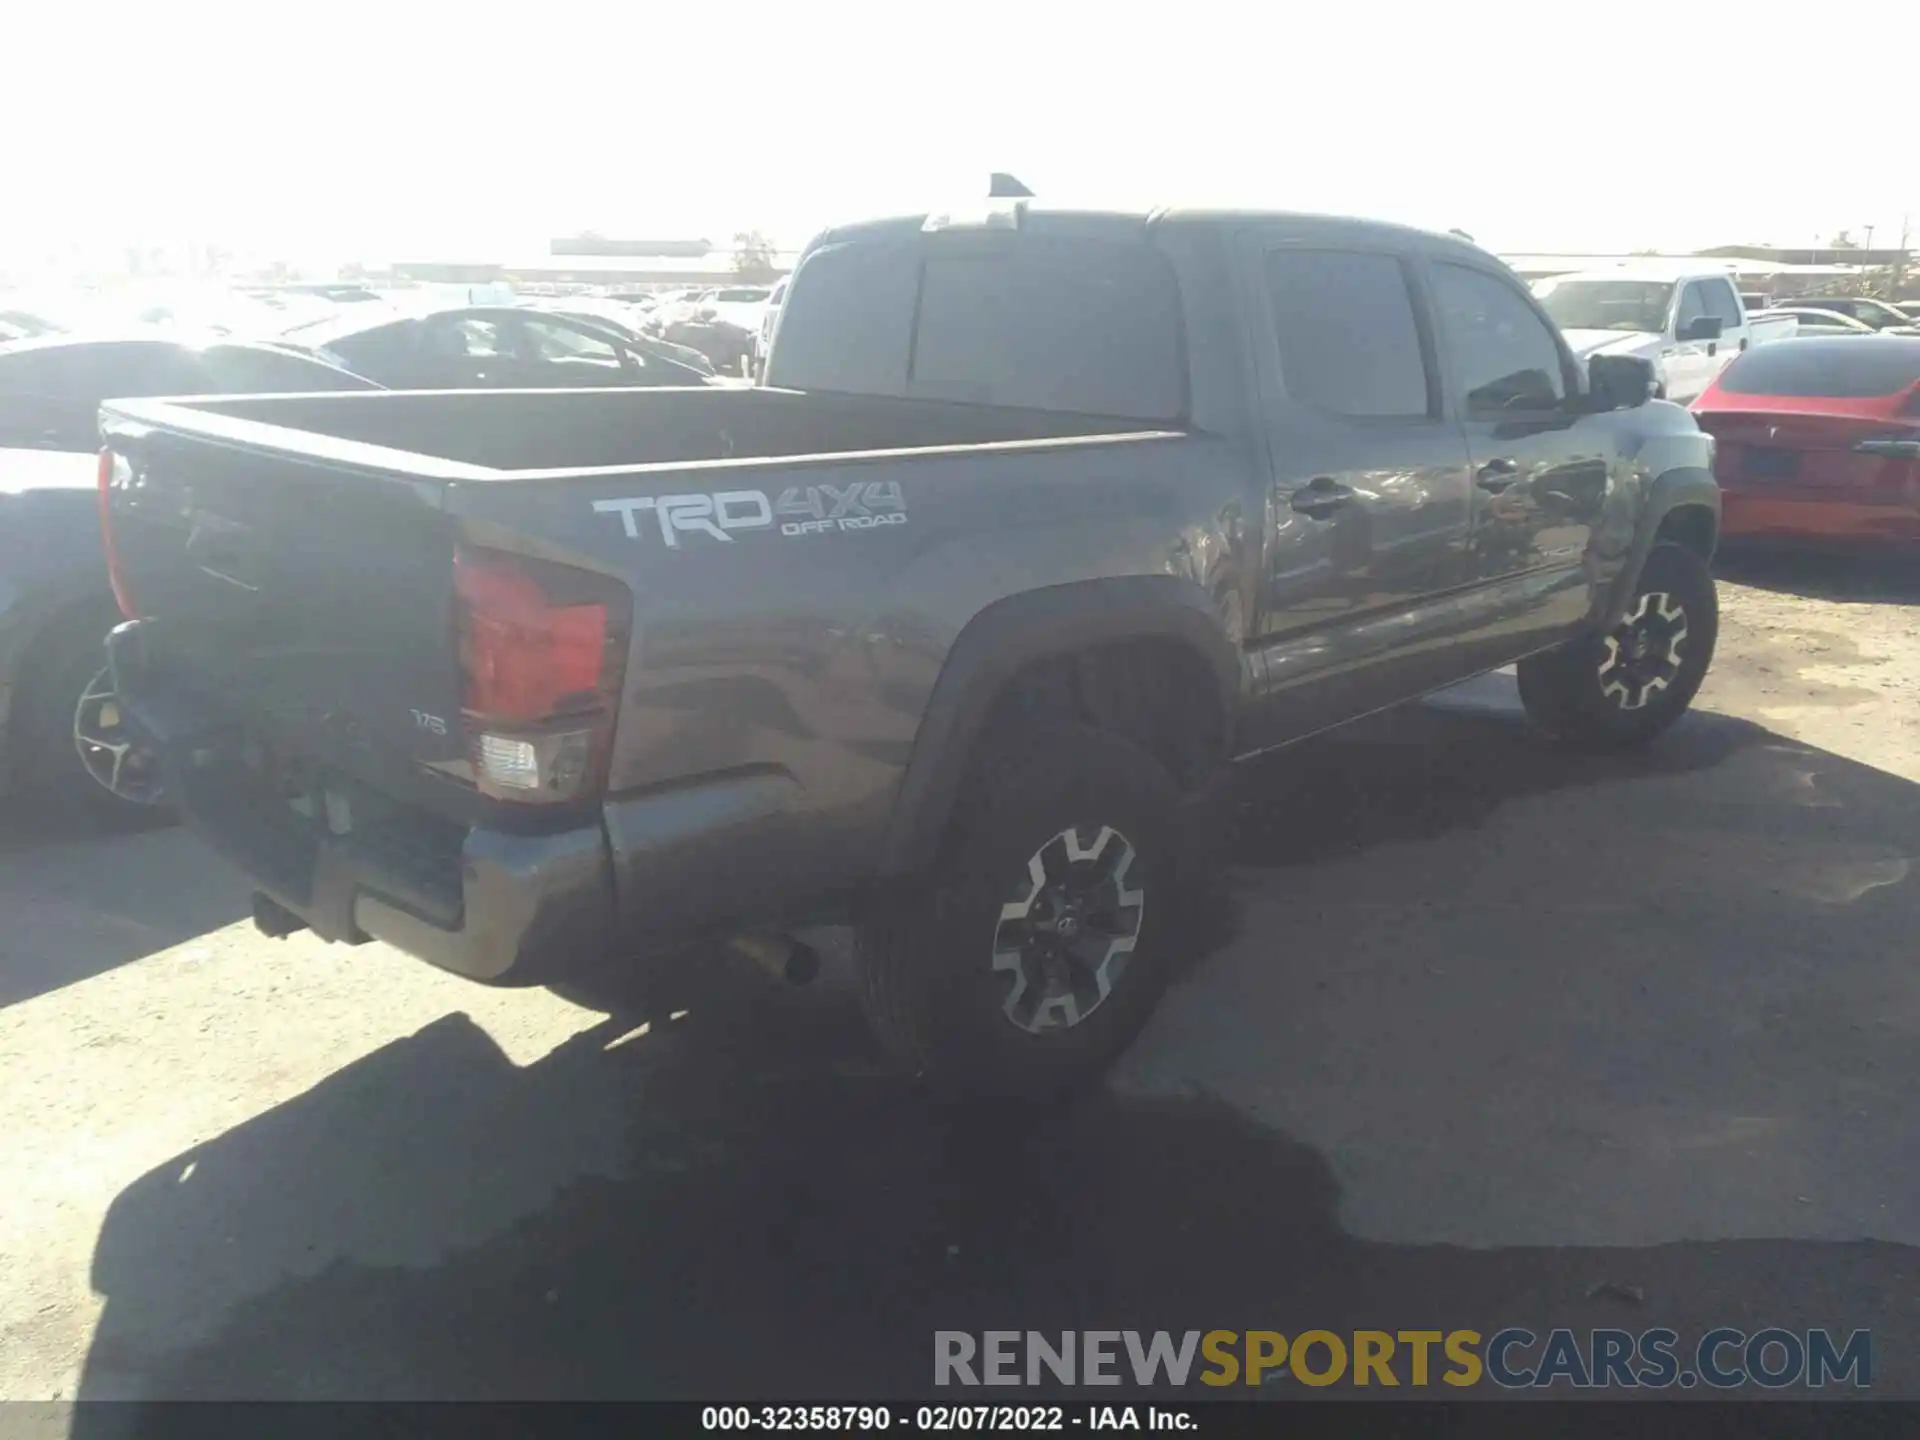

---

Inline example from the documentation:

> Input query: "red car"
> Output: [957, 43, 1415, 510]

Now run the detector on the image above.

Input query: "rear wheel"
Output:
[1517, 541, 1718, 749]
[16, 608, 168, 822]
[855, 723, 1184, 1100]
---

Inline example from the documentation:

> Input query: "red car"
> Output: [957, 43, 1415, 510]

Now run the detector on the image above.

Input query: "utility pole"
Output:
[1895, 214, 1912, 299]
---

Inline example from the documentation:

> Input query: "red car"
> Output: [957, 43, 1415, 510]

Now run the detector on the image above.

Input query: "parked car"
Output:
[1778, 308, 1878, 336]
[702, 285, 774, 333]
[641, 289, 715, 331]
[0, 335, 381, 818]
[0, 334, 379, 452]
[277, 304, 714, 389]
[1533, 265, 1797, 403]
[1692, 335, 1920, 547]
[1772, 295, 1918, 333]
[101, 202, 1717, 1098]
[658, 314, 756, 376]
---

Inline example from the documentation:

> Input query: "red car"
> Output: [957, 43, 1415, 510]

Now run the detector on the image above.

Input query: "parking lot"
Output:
[2, 552, 1917, 1401]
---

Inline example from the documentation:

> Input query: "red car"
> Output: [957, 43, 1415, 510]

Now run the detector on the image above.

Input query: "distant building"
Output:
[548, 236, 715, 259]
[1696, 243, 1910, 269]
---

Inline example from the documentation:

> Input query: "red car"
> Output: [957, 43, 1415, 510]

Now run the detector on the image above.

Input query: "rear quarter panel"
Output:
[445, 431, 1256, 931]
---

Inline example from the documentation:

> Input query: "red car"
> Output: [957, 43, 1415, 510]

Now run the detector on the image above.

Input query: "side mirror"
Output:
[1588, 353, 1657, 411]
[1677, 315, 1724, 342]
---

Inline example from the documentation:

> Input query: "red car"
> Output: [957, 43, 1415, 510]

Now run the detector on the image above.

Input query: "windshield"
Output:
[1533, 278, 1674, 333]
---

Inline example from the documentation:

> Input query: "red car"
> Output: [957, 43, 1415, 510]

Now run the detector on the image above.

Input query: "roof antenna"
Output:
[988, 172, 1034, 199]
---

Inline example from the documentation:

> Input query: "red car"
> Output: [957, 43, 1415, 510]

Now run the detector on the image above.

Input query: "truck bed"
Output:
[126, 384, 1159, 474]
[97, 384, 1188, 835]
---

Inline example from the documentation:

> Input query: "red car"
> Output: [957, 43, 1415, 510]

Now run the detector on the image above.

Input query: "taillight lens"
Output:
[453, 546, 630, 804]
[97, 448, 139, 620]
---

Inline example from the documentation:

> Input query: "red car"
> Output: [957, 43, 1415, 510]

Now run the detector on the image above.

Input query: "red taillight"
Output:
[97, 448, 139, 620]
[453, 546, 629, 803]
[455, 551, 608, 721]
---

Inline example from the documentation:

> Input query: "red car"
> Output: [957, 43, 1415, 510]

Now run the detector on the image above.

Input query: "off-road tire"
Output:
[1517, 541, 1718, 750]
[855, 723, 1185, 1100]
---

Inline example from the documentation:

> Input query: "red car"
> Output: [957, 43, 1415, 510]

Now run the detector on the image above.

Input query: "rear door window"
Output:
[761, 240, 921, 395]
[423, 316, 509, 359]
[1263, 249, 1434, 419]
[908, 240, 1184, 419]
[521, 316, 623, 367]
[767, 233, 1186, 421]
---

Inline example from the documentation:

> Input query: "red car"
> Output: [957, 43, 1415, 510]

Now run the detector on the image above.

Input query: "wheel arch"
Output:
[1603, 466, 1719, 630]
[880, 576, 1244, 877]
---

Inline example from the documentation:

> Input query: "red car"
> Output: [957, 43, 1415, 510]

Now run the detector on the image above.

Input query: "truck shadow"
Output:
[71, 696, 1920, 1402]
[1229, 691, 1762, 870]
[0, 812, 248, 1010]
[1713, 545, 1920, 606]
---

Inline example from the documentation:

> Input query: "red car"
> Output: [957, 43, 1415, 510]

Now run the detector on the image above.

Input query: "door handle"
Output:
[1289, 477, 1353, 518]
[1476, 458, 1521, 493]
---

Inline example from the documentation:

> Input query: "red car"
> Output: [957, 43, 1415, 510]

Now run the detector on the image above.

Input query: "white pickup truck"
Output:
[1532, 264, 1799, 404]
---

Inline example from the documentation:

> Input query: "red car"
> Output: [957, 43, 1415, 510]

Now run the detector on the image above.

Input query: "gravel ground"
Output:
[1, 550, 1916, 1403]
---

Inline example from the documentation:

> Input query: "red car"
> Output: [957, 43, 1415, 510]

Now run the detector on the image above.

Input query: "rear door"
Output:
[1238, 234, 1478, 743]
[1425, 259, 1612, 657]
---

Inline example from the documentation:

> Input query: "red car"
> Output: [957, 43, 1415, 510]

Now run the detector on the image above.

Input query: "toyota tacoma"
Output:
[98, 201, 1720, 1096]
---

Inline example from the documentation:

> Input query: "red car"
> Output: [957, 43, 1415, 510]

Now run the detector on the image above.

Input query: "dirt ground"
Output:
[2, 548, 1917, 1404]
[1701, 552, 1918, 778]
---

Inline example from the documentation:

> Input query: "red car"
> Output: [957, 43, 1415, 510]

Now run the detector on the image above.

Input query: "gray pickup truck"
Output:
[100, 202, 1719, 1096]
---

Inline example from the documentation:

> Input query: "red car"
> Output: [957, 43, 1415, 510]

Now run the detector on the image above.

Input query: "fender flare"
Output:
[880, 575, 1244, 876]
[1604, 465, 1719, 629]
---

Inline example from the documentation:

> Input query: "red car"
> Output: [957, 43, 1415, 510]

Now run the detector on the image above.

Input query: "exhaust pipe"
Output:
[252, 891, 309, 939]
[728, 933, 820, 986]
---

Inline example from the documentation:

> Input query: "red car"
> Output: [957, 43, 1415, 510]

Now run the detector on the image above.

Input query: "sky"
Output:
[7, 0, 1915, 274]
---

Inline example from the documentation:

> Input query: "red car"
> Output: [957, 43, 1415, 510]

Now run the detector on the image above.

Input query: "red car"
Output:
[1691, 336, 1920, 546]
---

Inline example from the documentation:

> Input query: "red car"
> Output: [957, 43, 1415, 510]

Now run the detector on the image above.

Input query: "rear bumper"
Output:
[107, 620, 618, 986]
[1721, 491, 1920, 545]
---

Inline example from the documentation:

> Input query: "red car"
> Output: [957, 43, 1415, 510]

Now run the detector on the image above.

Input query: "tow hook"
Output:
[252, 891, 309, 940]
[728, 933, 821, 986]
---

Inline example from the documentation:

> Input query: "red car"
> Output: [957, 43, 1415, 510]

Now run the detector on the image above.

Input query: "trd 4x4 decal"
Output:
[594, 481, 907, 547]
